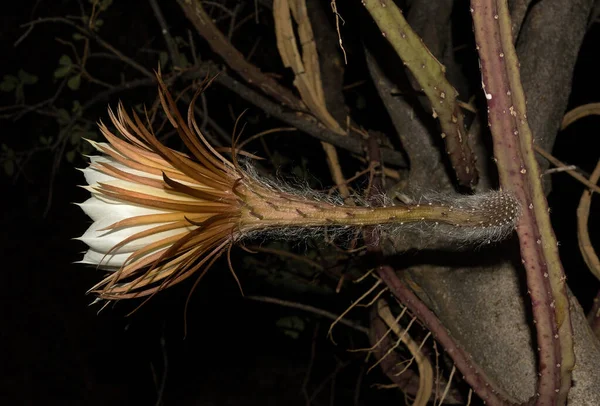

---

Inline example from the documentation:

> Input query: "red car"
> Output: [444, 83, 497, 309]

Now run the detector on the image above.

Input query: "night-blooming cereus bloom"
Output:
[76, 76, 521, 301]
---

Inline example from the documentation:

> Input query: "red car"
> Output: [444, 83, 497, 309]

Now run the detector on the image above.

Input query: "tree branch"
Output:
[185, 65, 406, 166]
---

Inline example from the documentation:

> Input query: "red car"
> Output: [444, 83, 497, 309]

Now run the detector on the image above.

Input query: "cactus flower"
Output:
[76, 75, 521, 300]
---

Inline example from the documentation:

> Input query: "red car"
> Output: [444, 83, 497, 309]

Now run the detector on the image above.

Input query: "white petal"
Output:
[77, 217, 193, 254]
[77, 249, 131, 267]
[88, 155, 112, 165]
[76, 197, 167, 222]
[80, 167, 118, 186]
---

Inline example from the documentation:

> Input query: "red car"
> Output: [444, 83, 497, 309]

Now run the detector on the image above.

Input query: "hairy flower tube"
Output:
[76, 76, 521, 300]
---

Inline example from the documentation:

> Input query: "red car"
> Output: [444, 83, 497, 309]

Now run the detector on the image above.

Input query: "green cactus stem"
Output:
[362, 0, 478, 188]
[470, 0, 575, 404]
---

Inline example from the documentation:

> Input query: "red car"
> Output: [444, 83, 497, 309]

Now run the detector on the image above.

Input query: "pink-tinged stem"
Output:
[470, 0, 574, 404]
[377, 266, 518, 405]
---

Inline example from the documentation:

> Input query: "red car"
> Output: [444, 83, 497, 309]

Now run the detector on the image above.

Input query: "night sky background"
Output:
[1, 1, 599, 405]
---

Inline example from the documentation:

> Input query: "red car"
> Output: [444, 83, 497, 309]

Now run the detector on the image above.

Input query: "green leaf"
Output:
[2, 144, 15, 158]
[18, 69, 38, 85]
[40, 136, 50, 145]
[59, 54, 72, 66]
[174, 36, 189, 47]
[100, 0, 113, 10]
[2, 75, 18, 85]
[72, 100, 82, 116]
[0, 81, 16, 92]
[72, 33, 85, 41]
[56, 108, 70, 126]
[178, 54, 190, 68]
[67, 74, 81, 91]
[3, 160, 14, 177]
[54, 65, 72, 79]
[159, 51, 169, 69]
[0, 75, 18, 92]
[65, 150, 76, 163]
[275, 316, 305, 340]
[95, 19, 104, 27]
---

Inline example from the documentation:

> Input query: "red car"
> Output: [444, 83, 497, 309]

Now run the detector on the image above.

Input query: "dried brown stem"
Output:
[177, 0, 305, 110]
[577, 160, 600, 281]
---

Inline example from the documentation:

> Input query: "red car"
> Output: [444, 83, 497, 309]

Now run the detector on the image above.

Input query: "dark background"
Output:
[1, 1, 599, 405]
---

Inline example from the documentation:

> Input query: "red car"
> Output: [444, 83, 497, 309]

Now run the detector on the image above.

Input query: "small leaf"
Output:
[59, 54, 72, 66]
[275, 316, 305, 340]
[3, 160, 15, 177]
[159, 51, 169, 68]
[0, 75, 18, 92]
[67, 74, 81, 90]
[2, 145, 15, 158]
[178, 54, 190, 68]
[174, 36, 189, 47]
[0, 81, 15, 92]
[40, 136, 50, 145]
[18, 69, 38, 85]
[100, 0, 113, 10]
[65, 150, 76, 163]
[54, 65, 72, 79]
[72, 33, 86, 41]
[72, 100, 82, 116]
[56, 108, 70, 126]
[2, 75, 18, 84]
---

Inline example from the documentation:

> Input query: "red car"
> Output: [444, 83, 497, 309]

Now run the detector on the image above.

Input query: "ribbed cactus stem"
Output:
[362, 0, 478, 187]
[238, 179, 520, 243]
[471, 0, 574, 403]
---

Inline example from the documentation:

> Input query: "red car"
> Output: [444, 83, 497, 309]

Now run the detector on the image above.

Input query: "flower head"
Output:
[77, 76, 244, 299]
